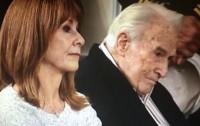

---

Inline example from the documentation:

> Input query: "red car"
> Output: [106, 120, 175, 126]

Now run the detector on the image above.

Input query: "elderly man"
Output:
[118, 1, 200, 125]
[75, 3, 188, 126]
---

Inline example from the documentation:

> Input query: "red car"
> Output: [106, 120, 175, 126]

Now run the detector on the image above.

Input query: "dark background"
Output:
[0, 0, 13, 28]
[118, 0, 200, 20]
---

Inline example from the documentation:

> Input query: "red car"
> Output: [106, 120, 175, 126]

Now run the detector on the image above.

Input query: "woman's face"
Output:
[43, 18, 85, 74]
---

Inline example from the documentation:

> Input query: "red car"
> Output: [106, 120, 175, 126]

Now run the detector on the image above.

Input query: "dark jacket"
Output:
[75, 44, 188, 126]
[118, 0, 200, 20]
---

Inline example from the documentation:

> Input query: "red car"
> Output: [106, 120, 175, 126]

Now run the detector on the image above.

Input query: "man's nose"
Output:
[155, 61, 168, 78]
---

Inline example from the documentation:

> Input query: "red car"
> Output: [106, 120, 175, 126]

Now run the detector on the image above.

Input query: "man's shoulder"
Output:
[77, 43, 103, 76]
[151, 82, 175, 106]
[152, 82, 172, 98]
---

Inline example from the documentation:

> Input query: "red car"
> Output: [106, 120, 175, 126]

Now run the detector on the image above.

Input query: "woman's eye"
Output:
[62, 25, 71, 32]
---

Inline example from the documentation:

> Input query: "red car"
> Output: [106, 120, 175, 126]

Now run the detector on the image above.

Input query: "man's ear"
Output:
[116, 32, 130, 56]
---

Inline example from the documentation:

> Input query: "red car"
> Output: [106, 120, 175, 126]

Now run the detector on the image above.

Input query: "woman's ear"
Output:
[116, 32, 130, 56]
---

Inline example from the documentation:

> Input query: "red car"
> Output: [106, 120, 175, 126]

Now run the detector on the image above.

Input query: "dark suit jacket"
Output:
[75, 44, 189, 126]
[187, 108, 200, 126]
[118, 0, 200, 20]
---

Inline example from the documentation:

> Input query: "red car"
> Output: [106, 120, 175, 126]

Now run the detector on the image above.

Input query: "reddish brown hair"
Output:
[0, 0, 88, 110]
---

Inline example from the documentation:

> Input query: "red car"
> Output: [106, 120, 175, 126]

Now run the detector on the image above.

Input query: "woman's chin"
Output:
[66, 64, 79, 72]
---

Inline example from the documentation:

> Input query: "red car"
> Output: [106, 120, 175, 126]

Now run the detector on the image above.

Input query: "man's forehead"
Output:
[145, 20, 174, 37]
[140, 19, 178, 46]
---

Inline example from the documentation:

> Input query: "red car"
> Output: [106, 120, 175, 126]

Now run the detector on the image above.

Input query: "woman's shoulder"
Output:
[0, 85, 36, 112]
[0, 85, 18, 105]
[74, 105, 102, 126]
[62, 100, 101, 126]
[0, 85, 39, 125]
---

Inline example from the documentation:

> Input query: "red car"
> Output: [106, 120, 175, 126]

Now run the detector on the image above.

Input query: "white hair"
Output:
[104, 2, 183, 47]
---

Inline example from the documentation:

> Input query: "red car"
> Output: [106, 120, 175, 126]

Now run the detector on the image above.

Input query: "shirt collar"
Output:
[139, 86, 154, 105]
[99, 42, 118, 67]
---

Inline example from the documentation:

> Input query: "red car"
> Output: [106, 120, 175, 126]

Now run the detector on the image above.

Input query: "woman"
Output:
[0, 0, 101, 125]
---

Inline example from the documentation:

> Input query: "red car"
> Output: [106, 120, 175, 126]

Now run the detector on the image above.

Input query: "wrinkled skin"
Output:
[115, 19, 178, 95]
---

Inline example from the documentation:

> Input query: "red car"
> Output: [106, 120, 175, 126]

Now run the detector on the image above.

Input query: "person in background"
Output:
[0, 0, 101, 126]
[118, 1, 200, 125]
[75, 3, 189, 126]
